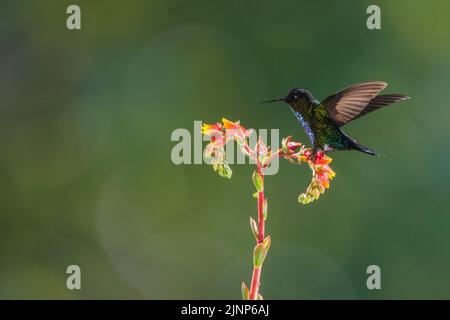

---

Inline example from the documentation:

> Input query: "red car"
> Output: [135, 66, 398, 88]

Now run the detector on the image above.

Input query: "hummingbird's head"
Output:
[260, 88, 315, 109]
[284, 88, 314, 106]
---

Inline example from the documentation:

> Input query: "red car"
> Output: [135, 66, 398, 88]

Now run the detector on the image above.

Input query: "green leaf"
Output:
[253, 243, 268, 268]
[217, 162, 232, 179]
[298, 193, 312, 204]
[249, 217, 258, 241]
[262, 199, 268, 220]
[252, 171, 263, 192]
[241, 282, 249, 300]
[263, 235, 271, 252]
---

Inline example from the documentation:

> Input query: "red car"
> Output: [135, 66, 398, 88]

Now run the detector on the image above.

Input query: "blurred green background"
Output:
[0, 0, 449, 299]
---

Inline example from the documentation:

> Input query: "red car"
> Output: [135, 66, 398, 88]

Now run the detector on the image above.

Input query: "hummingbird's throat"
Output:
[291, 108, 315, 146]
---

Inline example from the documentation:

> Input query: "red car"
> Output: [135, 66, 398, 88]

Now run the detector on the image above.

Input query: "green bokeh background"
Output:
[0, 0, 449, 299]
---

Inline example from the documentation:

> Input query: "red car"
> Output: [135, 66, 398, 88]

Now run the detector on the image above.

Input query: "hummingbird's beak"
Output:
[259, 98, 285, 104]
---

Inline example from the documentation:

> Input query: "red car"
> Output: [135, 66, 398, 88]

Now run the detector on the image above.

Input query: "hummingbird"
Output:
[261, 81, 410, 156]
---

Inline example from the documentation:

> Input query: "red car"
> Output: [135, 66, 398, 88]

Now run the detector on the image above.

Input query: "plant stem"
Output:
[249, 164, 265, 300]
[249, 266, 262, 300]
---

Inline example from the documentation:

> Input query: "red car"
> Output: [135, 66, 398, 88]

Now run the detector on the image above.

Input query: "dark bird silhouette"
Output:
[261, 81, 410, 156]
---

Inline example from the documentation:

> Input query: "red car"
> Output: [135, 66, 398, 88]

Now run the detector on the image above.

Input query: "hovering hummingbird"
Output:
[261, 81, 409, 156]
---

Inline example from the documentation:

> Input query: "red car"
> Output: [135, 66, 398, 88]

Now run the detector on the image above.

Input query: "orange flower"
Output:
[222, 118, 240, 130]
[281, 136, 302, 153]
[201, 123, 222, 136]
[312, 151, 333, 165]
[222, 118, 251, 143]
[306, 151, 335, 189]
[295, 149, 336, 203]
[315, 168, 332, 189]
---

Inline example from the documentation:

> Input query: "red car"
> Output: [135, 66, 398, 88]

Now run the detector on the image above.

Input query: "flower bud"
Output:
[263, 235, 271, 252]
[253, 243, 268, 268]
[252, 171, 264, 192]
[241, 282, 249, 300]
[249, 217, 258, 241]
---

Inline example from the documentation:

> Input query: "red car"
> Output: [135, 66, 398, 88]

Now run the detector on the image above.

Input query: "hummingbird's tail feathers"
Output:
[341, 132, 379, 156]
[344, 136, 379, 156]
[354, 94, 410, 120]
[352, 142, 379, 156]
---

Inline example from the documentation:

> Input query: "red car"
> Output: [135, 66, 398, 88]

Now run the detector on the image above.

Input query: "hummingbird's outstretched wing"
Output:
[321, 81, 387, 126]
[352, 94, 410, 120]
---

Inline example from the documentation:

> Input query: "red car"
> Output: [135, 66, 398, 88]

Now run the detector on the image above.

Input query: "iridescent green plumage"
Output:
[262, 81, 410, 155]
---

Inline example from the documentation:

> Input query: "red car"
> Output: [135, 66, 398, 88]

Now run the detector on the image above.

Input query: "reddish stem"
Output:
[249, 163, 265, 300]
[249, 266, 262, 300]
[256, 168, 265, 244]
